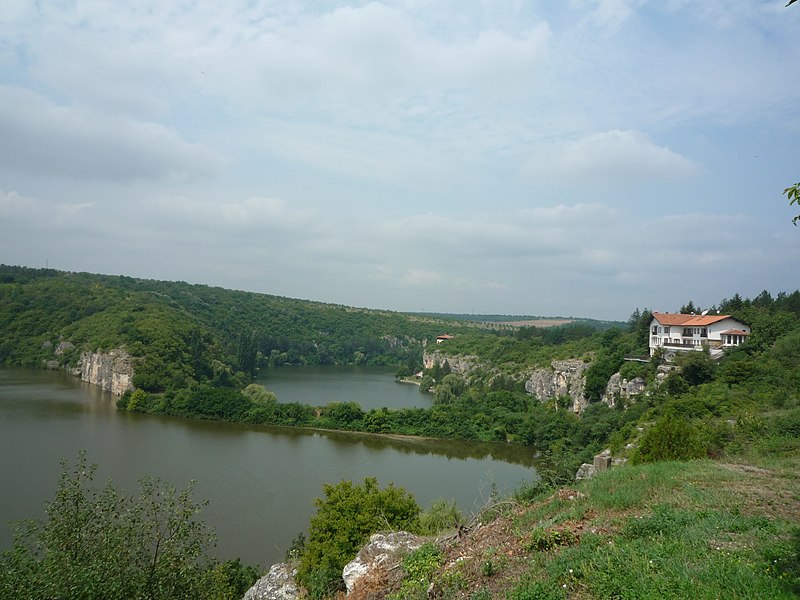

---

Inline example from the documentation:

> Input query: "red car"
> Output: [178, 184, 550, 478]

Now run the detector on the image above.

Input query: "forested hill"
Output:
[0, 264, 489, 390]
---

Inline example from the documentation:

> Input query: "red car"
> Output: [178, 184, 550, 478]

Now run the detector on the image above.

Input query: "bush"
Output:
[631, 416, 706, 463]
[619, 360, 648, 382]
[418, 499, 462, 534]
[297, 478, 420, 598]
[0, 452, 245, 599]
[389, 543, 443, 600]
[676, 350, 716, 386]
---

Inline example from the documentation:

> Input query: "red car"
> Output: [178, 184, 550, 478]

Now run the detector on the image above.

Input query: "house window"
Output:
[664, 326, 670, 335]
[651, 326, 658, 335]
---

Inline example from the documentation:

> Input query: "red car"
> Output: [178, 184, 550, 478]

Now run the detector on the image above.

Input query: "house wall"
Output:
[707, 319, 748, 341]
[648, 318, 681, 354]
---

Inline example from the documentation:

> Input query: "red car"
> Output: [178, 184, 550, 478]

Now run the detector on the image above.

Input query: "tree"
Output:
[241, 382, 278, 405]
[676, 350, 716, 386]
[0, 452, 251, 599]
[627, 308, 642, 332]
[785, 183, 799, 225]
[236, 330, 257, 378]
[297, 478, 420, 598]
[679, 300, 699, 314]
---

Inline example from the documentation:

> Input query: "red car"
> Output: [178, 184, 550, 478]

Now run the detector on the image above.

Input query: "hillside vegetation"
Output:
[2, 265, 799, 598]
[0, 264, 477, 387]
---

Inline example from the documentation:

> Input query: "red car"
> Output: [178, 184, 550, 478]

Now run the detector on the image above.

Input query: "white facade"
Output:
[648, 313, 750, 358]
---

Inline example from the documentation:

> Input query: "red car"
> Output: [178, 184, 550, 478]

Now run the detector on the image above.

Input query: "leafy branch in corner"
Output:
[785, 183, 800, 226]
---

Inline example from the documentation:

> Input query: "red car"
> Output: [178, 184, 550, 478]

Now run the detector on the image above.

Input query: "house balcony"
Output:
[664, 341, 699, 349]
[663, 339, 721, 351]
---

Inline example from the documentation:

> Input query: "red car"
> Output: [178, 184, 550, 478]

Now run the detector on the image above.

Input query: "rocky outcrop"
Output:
[601, 373, 646, 408]
[422, 351, 480, 375]
[243, 563, 300, 600]
[79, 349, 134, 395]
[524, 359, 590, 413]
[342, 532, 426, 595]
[54, 341, 75, 356]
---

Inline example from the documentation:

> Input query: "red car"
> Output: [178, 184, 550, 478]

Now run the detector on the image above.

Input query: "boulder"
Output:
[342, 532, 425, 594]
[593, 454, 612, 473]
[243, 563, 300, 600]
[575, 463, 596, 481]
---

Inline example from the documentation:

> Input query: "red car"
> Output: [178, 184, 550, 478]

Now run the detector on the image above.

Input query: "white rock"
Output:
[243, 563, 300, 600]
[342, 532, 425, 593]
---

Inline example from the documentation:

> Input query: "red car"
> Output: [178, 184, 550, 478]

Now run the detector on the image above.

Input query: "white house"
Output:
[648, 312, 750, 359]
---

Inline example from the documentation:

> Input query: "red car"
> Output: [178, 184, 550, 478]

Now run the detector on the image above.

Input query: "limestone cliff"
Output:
[422, 351, 480, 375]
[601, 373, 646, 408]
[524, 359, 590, 414]
[78, 349, 134, 395]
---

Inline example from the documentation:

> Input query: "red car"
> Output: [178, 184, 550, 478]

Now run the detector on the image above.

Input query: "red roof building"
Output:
[649, 312, 750, 358]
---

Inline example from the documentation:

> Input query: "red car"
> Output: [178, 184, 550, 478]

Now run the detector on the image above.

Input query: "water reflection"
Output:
[0, 367, 537, 567]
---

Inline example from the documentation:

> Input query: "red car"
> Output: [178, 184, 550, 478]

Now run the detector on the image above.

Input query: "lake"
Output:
[256, 365, 432, 410]
[0, 367, 537, 568]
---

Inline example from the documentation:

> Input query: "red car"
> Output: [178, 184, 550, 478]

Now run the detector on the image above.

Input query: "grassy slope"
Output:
[358, 458, 799, 599]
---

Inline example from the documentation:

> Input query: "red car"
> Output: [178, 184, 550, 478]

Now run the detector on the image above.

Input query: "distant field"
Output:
[502, 318, 575, 328]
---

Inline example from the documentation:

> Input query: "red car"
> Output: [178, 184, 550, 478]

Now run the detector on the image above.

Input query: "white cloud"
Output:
[0, 2, 798, 318]
[0, 86, 227, 182]
[524, 130, 701, 185]
[214, 3, 550, 114]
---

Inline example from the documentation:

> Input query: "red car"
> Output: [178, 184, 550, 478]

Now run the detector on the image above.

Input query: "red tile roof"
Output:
[719, 329, 749, 335]
[651, 312, 732, 326]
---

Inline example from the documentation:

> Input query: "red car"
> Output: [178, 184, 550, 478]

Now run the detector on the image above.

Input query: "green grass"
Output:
[503, 459, 800, 599]
[384, 459, 797, 598]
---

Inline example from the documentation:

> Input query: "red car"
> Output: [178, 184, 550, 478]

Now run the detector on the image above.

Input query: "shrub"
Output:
[619, 360, 648, 382]
[418, 499, 462, 534]
[297, 478, 420, 598]
[0, 452, 244, 599]
[631, 416, 706, 463]
[389, 543, 443, 599]
[524, 528, 577, 552]
[676, 351, 716, 386]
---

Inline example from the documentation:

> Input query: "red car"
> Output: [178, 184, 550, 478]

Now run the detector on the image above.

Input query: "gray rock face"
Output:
[601, 373, 646, 408]
[524, 359, 590, 413]
[342, 532, 426, 594]
[422, 351, 479, 375]
[54, 341, 75, 355]
[79, 349, 134, 395]
[243, 563, 300, 600]
[575, 463, 596, 481]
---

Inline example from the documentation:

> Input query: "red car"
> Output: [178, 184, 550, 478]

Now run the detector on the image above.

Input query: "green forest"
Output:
[0, 264, 476, 388]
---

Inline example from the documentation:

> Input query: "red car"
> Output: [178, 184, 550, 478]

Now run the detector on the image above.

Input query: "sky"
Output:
[1, 0, 798, 321]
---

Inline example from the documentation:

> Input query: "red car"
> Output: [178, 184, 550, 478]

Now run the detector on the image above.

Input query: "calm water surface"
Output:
[0, 367, 536, 568]
[256, 365, 432, 410]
